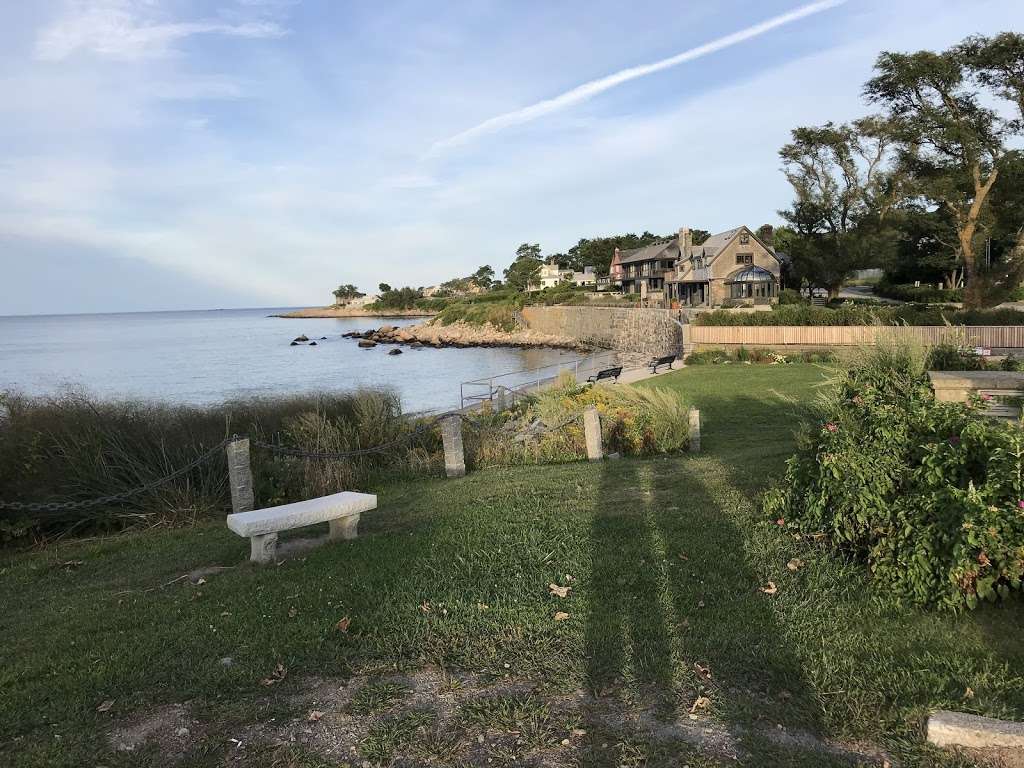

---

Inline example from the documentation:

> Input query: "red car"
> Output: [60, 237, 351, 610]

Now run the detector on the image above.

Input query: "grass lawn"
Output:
[2, 364, 1022, 767]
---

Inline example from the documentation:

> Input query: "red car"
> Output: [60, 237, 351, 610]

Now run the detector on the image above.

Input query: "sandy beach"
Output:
[272, 306, 436, 319]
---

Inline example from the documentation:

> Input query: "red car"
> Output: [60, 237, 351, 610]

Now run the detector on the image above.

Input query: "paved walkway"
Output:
[616, 361, 682, 385]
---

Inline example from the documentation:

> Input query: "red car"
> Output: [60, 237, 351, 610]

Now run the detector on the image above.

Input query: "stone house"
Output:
[669, 226, 781, 307]
[528, 263, 597, 292]
[608, 226, 781, 307]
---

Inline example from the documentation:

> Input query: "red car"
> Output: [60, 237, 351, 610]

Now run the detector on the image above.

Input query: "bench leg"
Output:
[250, 533, 278, 564]
[329, 513, 360, 541]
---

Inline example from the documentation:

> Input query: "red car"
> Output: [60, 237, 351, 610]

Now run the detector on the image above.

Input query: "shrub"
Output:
[468, 374, 691, 466]
[925, 343, 987, 371]
[684, 347, 833, 365]
[0, 390, 442, 542]
[778, 288, 808, 305]
[764, 339, 1024, 610]
[693, 303, 1024, 327]
[875, 281, 964, 303]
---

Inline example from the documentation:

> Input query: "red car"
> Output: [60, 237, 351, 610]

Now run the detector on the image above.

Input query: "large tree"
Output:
[778, 118, 904, 298]
[865, 36, 1024, 306]
[332, 284, 364, 302]
[503, 243, 543, 292]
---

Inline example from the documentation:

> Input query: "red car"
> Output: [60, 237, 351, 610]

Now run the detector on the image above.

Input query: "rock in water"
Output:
[358, 340, 377, 348]
[290, 341, 299, 346]
[388, 348, 403, 355]
[309, 341, 318, 346]
[294, 335, 309, 342]
[378, 325, 396, 334]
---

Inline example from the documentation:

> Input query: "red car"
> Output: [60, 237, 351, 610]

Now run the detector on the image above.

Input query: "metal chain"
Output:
[0, 437, 234, 513]
[0, 409, 583, 511]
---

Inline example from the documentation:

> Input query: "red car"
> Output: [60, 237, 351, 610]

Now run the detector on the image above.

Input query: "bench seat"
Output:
[227, 491, 377, 563]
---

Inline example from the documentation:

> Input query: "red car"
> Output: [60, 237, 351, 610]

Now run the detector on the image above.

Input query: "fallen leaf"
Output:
[548, 583, 571, 598]
[760, 581, 778, 595]
[694, 663, 712, 680]
[678, 552, 689, 561]
[776, 518, 785, 526]
[697, 600, 705, 608]
[571, 728, 587, 737]
[553, 611, 570, 622]
[287, 606, 298, 619]
[690, 696, 711, 714]
[419, 601, 431, 614]
[963, 687, 975, 700]
[786, 558, 804, 572]
[336, 617, 351, 633]
[260, 663, 287, 686]
[308, 710, 325, 722]
[477, 602, 489, 611]
[195, 578, 206, 586]
[96, 699, 115, 713]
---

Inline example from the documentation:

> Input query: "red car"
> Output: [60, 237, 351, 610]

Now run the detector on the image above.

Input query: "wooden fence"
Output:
[688, 325, 1024, 350]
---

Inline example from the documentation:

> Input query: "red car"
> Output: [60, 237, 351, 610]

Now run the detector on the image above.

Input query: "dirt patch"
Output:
[109, 702, 199, 760]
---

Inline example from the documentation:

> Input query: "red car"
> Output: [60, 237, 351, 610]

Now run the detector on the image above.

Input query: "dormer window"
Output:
[739, 232, 750, 245]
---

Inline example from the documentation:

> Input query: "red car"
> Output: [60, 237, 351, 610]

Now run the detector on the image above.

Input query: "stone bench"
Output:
[929, 371, 1024, 419]
[226, 491, 377, 564]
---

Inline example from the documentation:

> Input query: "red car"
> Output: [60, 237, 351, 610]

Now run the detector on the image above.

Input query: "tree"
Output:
[471, 265, 495, 290]
[864, 38, 1023, 306]
[778, 119, 904, 298]
[332, 284, 364, 302]
[563, 231, 671, 274]
[378, 283, 393, 294]
[503, 244, 544, 292]
[374, 286, 422, 309]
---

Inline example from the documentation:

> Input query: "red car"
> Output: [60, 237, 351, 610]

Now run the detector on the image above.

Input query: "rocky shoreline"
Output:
[337, 321, 588, 352]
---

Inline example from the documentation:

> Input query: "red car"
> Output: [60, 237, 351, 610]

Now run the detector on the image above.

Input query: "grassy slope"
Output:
[2, 364, 1022, 767]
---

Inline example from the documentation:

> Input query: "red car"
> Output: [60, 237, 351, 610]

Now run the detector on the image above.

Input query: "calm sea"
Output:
[0, 308, 578, 413]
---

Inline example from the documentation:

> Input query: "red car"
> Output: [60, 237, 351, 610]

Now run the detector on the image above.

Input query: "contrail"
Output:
[429, 0, 848, 155]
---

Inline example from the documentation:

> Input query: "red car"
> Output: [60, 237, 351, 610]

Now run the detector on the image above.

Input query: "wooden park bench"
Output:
[226, 491, 377, 564]
[649, 354, 676, 373]
[587, 366, 623, 384]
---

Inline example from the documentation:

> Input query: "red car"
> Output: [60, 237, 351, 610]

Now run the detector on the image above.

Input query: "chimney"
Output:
[678, 227, 692, 260]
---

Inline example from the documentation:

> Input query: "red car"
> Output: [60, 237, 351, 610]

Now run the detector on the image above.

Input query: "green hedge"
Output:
[764, 342, 1024, 610]
[693, 304, 1024, 326]
[875, 281, 964, 303]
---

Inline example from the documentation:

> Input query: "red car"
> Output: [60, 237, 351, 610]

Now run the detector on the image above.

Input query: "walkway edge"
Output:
[927, 710, 1024, 749]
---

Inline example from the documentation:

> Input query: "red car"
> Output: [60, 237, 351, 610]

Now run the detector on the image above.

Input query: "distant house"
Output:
[528, 263, 597, 292]
[335, 293, 378, 308]
[609, 242, 678, 298]
[669, 226, 781, 307]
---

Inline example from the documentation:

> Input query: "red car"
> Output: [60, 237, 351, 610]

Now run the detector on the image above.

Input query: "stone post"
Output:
[495, 386, 508, 413]
[583, 405, 602, 461]
[226, 437, 254, 514]
[441, 415, 466, 478]
[688, 409, 701, 452]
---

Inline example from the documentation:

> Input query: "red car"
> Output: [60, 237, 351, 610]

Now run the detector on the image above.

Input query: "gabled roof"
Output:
[687, 226, 780, 264]
[617, 240, 679, 265]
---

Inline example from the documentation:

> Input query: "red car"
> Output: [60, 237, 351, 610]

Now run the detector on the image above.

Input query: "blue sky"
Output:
[1, 0, 1022, 314]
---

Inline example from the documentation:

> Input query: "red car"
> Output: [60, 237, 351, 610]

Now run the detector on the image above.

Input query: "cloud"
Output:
[35, 0, 285, 61]
[429, 0, 849, 155]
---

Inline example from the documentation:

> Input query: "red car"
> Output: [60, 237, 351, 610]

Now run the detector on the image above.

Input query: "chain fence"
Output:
[0, 407, 589, 512]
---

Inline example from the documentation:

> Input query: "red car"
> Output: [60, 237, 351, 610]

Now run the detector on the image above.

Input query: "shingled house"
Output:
[609, 226, 781, 307]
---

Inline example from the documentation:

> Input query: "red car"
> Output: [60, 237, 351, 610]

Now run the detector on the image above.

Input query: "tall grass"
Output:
[0, 389, 441, 543]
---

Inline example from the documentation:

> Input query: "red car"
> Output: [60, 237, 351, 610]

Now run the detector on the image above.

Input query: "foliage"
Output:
[693, 303, 1024, 326]
[864, 34, 1024, 308]
[433, 296, 522, 331]
[777, 288, 807, 305]
[0, 390, 442, 542]
[469, 375, 691, 467]
[684, 347, 835, 366]
[925, 343, 987, 372]
[778, 118, 904, 298]
[503, 244, 543, 292]
[874, 281, 963, 303]
[557, 231, 675, 275]
[371, 286, 423, 310]
[333, 284, 365, 301]
[764, 339, 1024, 610]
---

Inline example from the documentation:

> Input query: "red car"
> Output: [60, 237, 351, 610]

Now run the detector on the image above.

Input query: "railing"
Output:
[458, 351, 620, 410]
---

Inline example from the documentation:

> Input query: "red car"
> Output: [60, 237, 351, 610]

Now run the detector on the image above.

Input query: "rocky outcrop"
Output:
[343, 321, 586, 351]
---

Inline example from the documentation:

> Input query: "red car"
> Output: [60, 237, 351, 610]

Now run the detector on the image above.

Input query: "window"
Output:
[735, 253, 753, 265]
[739, 232, 750, 244]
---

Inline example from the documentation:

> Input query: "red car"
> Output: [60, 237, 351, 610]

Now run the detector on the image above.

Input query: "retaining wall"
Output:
[520, 306, 684, 359]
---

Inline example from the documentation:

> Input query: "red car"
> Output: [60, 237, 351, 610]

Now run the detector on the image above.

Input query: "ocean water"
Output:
[0, 308, 580, 413]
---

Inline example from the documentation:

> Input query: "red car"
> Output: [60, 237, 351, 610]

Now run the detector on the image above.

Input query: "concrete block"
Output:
[928, 710, 1024, 750]
[442, 415, 466, 478]
[250, 533, 278, 564]
[583, 405, 602, 461]
[689, 409, 701, 452]
[226, 438, 254, 514]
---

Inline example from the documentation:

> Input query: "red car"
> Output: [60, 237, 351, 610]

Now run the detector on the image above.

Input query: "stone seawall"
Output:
[520, 306, 684, 360]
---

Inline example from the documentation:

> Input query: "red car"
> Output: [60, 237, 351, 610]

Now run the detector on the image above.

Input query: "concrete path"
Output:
[617, 362, 682, 385]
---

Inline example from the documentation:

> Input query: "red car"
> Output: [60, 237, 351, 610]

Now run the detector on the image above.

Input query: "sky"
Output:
[1, 0, 1022, 315]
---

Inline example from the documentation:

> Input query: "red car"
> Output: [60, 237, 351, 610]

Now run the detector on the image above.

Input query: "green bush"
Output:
[778, 288, 808, 305]
[693, 303, 1024, 327]
[876, 281, 964, 303]
[684, 347, 834, 365]
[925, 343, 987, 371]
[764, 339, 1024, 610]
